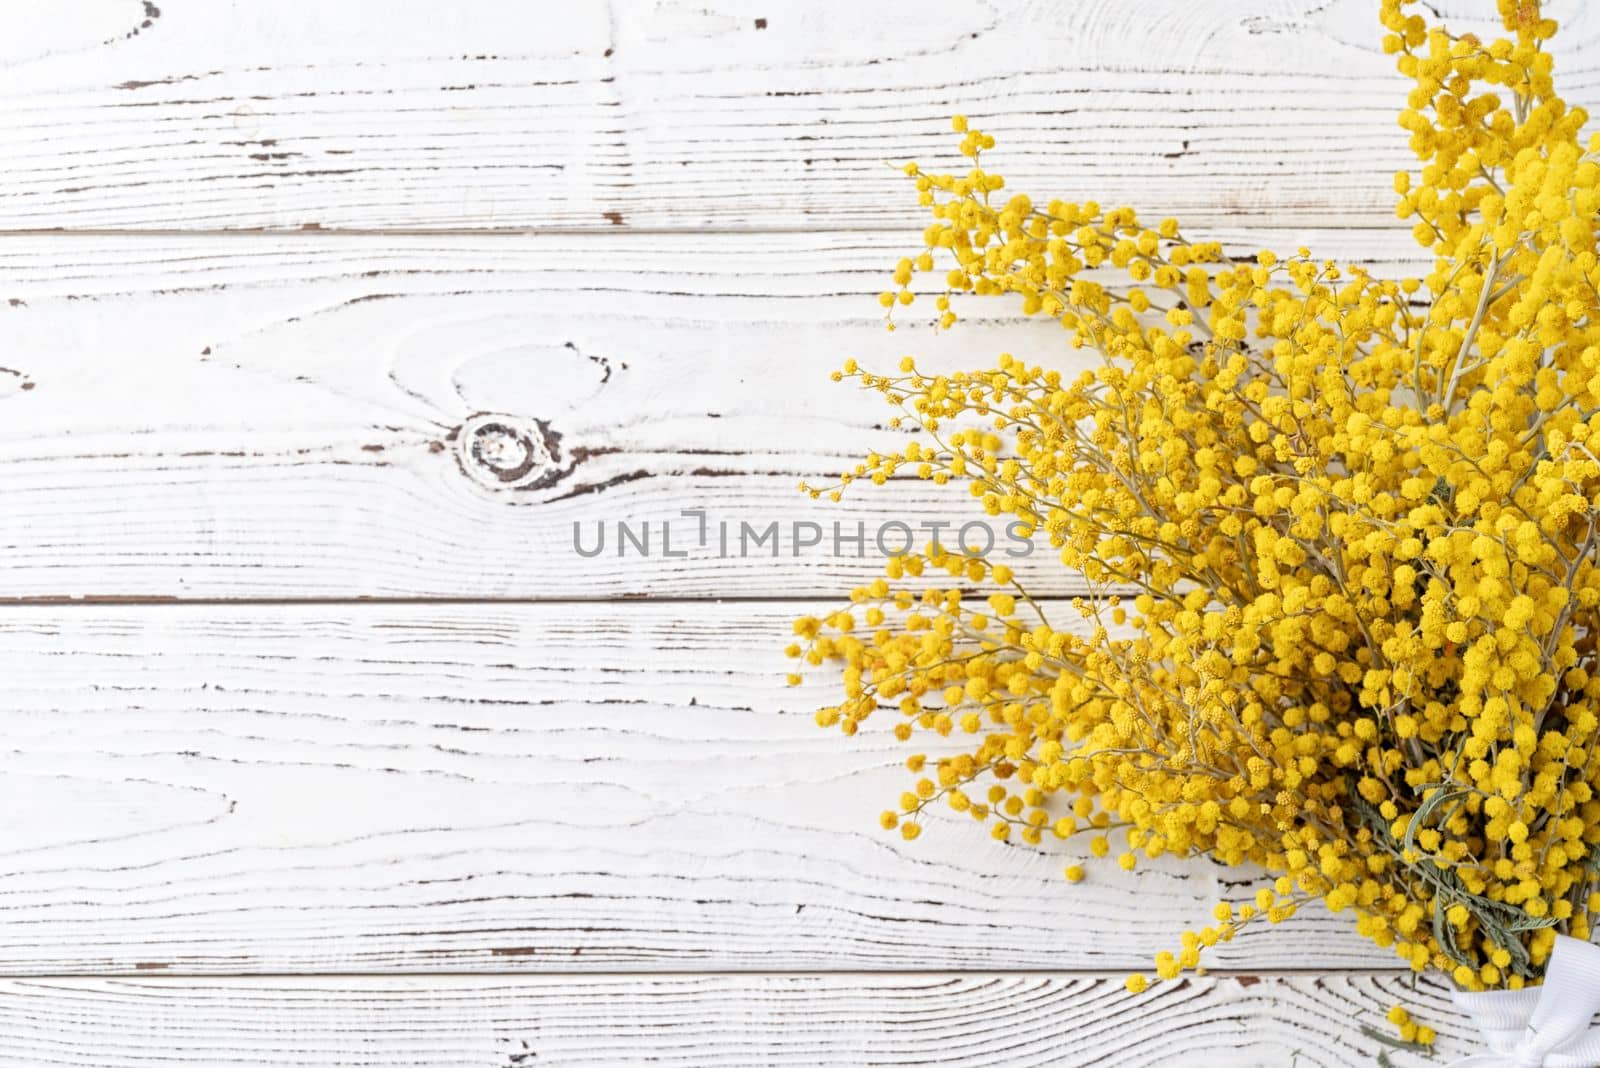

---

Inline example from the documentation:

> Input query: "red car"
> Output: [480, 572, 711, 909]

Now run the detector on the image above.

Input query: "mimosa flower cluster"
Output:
[790, 0, 1600, 995]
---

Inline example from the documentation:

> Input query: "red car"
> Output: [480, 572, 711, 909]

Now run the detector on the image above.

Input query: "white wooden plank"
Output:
[0, 228, 1427, 600]
[0, 973, 1475, 1067]
[0, 601, 1404, 973]
[0, 0, 1595, 231]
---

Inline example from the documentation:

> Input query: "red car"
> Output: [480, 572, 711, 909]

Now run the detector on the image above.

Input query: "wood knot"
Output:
[455, 412, 562, 490]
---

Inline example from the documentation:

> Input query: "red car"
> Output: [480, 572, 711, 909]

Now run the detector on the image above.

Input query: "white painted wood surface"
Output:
[0, 228, 1424, 600]
[0, 0, 1562, 1064]
[0, 974, 1467, 1067]
[0, 602, 1398, 974]
[0, 0, 1594, 233]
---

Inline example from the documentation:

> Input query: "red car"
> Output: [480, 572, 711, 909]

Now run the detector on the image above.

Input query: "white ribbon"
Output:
[1448, 935, 1600, 1067]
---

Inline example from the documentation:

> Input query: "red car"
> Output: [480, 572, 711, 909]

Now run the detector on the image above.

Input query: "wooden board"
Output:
[0, 973, 1470, 1067]
[0, 600, 1402, 974]
[4, 0, 1583, 1060]
[0, 0, 1595, 232]
[0, 228, 1427, 601]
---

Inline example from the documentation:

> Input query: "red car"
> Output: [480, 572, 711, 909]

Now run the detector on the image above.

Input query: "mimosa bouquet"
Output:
[789, 1, 1600, 1060]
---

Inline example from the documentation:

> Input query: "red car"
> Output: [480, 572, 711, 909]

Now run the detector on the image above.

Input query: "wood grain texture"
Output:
[0, 227, 1426, 600]
[0, 0, 1595, 232]
[0, 973, 1479, 1067]
[0, 600, 1403, 974]
[4, 0, 1579, 1057]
